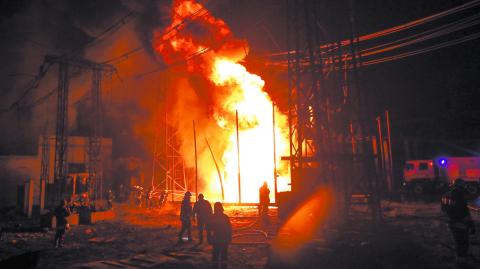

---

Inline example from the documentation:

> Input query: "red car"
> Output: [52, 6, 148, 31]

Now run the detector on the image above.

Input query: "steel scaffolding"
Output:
[285, 0, 381, 219]
[44, 55, 115, 205]
[165, 120, 188, 201]
[150, 108, 188, 202]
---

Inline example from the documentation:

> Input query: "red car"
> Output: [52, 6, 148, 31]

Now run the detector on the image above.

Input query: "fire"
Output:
[153, 0, 291, 202]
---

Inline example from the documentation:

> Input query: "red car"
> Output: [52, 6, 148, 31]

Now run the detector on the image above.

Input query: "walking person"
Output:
[259, 181, 270, 221]
[441, 178, 476, 264]
[178, 191, 193, 243]
[193, 193, 213, 243]
[208, 202, 232, 269]
[53, 199, 71, 248]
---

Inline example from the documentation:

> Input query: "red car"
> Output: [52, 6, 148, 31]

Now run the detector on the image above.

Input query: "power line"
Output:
[1, 10, 135, 114]
[0, 63, 52, 113]
[266, 0, 480, 58]
[130, 47, 212, 80]
[360, 13, 480, 56]
[67, 10, 137, 56]
[362, 31, 480, 66]
[266, 9, 480, 70]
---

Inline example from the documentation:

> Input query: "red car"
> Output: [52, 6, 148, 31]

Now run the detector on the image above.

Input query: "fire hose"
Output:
[231, 217, 270, 245]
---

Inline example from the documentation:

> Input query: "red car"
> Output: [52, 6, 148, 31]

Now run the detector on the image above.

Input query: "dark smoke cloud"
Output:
[0, 0, 168, 156]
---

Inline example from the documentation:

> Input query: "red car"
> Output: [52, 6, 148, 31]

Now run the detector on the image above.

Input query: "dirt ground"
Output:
[0, 200, 479, 269]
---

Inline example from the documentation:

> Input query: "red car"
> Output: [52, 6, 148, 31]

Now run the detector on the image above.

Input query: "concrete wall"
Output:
[0, 156, 40, 207]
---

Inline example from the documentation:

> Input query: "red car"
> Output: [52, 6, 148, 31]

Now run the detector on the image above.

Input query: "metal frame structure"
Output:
[88, 68, 104, 202]
[151, 109, 189, 202]
[286, 0, 337, 193]
[286, 0, 380, 219]
[44, 55, 115, 205]
[40, 136, 50, 183]
[53, 61, 69, 200]
[165, 121, 188, 201]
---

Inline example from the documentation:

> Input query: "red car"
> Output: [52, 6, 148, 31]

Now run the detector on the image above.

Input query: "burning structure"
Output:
[0, 0, 387, 217]
[151, 0, 291, 203]
[147, 0, 381, 218]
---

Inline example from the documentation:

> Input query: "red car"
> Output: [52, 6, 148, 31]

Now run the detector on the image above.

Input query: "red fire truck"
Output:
[402, 157, 480, 195]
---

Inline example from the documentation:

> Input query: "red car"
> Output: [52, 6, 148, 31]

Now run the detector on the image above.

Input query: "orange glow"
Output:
[153, 0, 291, 202]
[273, 188, 334, 258]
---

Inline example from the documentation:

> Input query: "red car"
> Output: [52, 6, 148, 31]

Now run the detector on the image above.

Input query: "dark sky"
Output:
[1, 0, 479, 157]
[215, 0, 480, 133]
[354, 0, 480, 136]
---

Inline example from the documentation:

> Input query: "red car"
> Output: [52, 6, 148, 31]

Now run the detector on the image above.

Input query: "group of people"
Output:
[50, 179, 476, 267]
[178, 191, 232, 269]
[177, 182, 271, 268]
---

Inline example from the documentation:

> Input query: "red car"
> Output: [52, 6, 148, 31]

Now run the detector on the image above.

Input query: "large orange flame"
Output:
[153, 0, 290, 202]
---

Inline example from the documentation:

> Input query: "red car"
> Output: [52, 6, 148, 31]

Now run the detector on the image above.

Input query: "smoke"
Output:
[0, 0, 291, 199]
[0, 0, 168, 158]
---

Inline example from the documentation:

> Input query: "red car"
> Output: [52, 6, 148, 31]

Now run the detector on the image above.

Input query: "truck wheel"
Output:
[412, 184, 424, 195]
[465, 183, 479, 196]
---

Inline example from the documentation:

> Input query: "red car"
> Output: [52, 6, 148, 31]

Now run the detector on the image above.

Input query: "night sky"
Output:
[1, 0, 479, 158]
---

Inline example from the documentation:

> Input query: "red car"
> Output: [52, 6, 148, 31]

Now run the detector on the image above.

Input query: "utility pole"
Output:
[236, 110, 241, 204]
[193, 120, 198, 201]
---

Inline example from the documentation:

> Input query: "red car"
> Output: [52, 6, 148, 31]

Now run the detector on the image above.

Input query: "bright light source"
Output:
[439, 158, 447, 166]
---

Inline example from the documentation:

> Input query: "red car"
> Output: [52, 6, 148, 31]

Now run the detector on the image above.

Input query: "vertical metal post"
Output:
[88, 68, 103, 205]
[54, 62, 69, 203]
[40, 179, 46, 213]
[24, 179, 34, 218]
[385, 110, 394, 191]
[236, 110, 241, 204]
[193, 120, 198, 201]
[272, 102, 278, 201]
[376, 116, 385, 173]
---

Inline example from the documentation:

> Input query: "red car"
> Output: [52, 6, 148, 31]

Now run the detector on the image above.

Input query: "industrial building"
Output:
[0, 136, 112, 207]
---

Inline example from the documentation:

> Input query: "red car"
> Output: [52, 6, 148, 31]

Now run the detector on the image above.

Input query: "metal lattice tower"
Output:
[165, 117, 188, 202]
[150, 99, 167, 196]
[286, 0, 335, 193]
[40, 136, 50, 183]
[286, 0, 380, 219]
[53, 61, 69, 202]
[345, 0, 381, 218]
[88, 68, 104, 202]
[45, 55, 115, 204]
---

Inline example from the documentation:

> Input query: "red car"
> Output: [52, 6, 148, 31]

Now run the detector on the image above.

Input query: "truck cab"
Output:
[403, 157, 480, 196]
[402, 160, 445, 195]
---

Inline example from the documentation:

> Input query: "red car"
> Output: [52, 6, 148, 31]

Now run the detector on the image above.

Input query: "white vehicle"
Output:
[403, 157, 480, 195]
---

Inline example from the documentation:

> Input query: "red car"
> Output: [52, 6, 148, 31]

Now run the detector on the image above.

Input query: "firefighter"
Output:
[135, 187, 143, 207]
[107, 189, 115, 209]
[178, 191, 193, 243]
[118, 184, 126, 202]
[53, 199, 71, 248]
[441, 178, 476, 262]
[193, 193, 213, 243]
[259, 181, 270, 219]
[208, 202, 232, 269]
[158, 190, 168, 208]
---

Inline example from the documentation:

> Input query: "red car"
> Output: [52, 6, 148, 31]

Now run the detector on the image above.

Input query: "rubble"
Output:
[0, 201, 478, 268]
